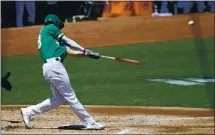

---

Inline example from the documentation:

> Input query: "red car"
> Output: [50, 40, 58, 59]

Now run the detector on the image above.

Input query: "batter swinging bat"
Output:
[101, 55, 140, 65]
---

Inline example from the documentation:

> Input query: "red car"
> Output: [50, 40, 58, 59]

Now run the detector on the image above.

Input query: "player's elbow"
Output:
[66, 47, 84, 56]
[67, 51, 75, 56]
[66, 47, 76, 56]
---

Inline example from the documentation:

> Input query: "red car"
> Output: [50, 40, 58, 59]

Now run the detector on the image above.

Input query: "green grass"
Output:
[1, 37, 214, 108]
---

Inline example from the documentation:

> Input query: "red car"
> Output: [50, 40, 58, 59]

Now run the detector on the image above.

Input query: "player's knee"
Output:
[66, 96, 80, 105]
[58, 98, 66, 105]
[54, 97, 66, 106]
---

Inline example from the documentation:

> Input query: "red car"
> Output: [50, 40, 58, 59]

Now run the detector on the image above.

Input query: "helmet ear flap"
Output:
[58, 21, 64, 29]
[44, 21, 53, 26]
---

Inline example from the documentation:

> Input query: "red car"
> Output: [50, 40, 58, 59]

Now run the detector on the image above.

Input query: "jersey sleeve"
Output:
[48, 25, 64, 41]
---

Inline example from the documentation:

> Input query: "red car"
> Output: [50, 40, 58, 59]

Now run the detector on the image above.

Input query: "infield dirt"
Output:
[1, 105, 214, 134]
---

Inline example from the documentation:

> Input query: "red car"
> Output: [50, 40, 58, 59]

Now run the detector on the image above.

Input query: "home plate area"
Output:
[1, 105, 214, 134]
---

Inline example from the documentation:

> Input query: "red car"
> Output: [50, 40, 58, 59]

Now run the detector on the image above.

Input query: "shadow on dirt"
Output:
[57, 124, 86, 130]
[1, 120, 22, 123]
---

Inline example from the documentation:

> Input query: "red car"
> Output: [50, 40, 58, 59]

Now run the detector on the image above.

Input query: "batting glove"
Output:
[84, 49, 101, 59]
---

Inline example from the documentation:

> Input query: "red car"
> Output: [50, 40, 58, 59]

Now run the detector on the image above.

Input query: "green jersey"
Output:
[38, 24, 67, 62]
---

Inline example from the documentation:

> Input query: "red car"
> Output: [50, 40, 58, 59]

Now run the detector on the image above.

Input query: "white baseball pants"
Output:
[16, 1, 35, 27]
[25, 59, 96, 125]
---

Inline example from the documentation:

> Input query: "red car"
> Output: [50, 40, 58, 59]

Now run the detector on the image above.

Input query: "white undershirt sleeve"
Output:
[61, 36, 85, 51]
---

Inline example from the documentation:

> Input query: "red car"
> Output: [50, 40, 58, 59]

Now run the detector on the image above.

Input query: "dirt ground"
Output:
[1, 13, 214, 57]
[1, 105, 214, 134]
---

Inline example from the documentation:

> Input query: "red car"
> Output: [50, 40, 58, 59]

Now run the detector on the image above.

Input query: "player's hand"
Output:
[84, 49, 101, 59]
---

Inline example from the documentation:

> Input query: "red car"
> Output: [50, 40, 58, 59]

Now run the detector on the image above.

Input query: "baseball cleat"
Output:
[20, 108, 31, 129]
[84, 122, 105, 130]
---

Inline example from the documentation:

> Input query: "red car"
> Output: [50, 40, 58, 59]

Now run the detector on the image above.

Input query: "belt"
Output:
[44, 57, 63, 63]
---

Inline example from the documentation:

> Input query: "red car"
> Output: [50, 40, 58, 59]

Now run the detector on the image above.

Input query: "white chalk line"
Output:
[117, 128, 132, 134]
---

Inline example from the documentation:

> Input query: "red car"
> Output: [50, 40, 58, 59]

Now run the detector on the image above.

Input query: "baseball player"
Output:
[20, 14, 104, 130]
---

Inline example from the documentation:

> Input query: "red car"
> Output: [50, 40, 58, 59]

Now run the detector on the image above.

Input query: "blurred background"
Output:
[1, 1, 215, 28]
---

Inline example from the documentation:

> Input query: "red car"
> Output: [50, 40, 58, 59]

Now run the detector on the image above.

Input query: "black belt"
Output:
[44, 57, 63, 63]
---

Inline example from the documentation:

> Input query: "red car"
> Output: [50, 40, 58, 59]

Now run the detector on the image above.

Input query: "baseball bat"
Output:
[101, 55, 140, 65]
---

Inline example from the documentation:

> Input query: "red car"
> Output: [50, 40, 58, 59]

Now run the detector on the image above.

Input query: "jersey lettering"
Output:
[38, 35, 42, 49]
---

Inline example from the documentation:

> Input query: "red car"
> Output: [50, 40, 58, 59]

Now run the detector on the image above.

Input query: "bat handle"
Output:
[101, 55, 115, 60]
